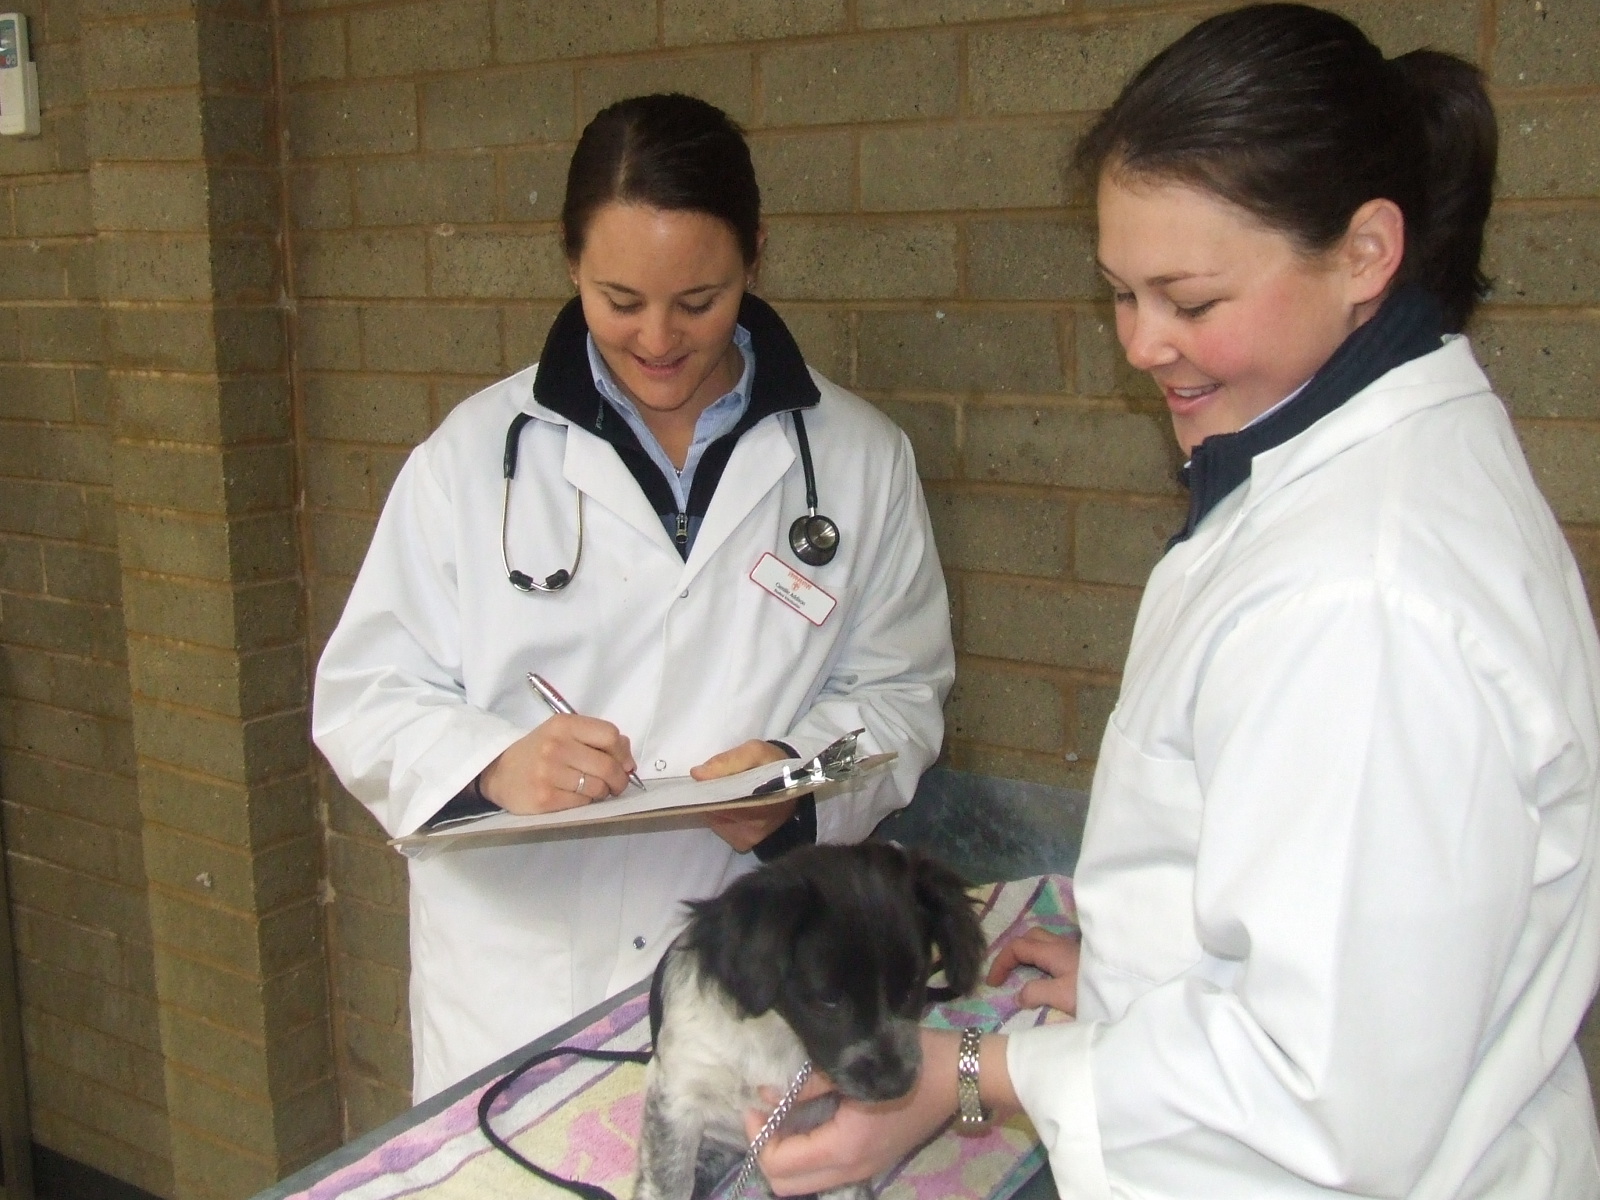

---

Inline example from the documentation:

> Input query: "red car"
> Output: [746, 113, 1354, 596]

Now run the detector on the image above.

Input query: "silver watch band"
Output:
[956, 1027, 991, 1131]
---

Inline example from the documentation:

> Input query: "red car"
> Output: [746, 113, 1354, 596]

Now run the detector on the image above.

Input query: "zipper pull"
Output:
[675, 513, 689, 549]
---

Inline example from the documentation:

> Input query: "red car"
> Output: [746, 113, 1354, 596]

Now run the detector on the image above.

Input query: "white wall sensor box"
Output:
[0, 13, 41, 138]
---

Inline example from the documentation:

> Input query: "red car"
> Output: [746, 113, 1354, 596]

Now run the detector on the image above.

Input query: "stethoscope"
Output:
[500, 408, 840, 593]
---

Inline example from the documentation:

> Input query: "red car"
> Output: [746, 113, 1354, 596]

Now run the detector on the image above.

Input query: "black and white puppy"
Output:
[634, 841, 986, 1200]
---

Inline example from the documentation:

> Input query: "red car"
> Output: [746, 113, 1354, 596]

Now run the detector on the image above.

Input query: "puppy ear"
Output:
[911, 852, 986, 998]
[684, 871, 809, 1017]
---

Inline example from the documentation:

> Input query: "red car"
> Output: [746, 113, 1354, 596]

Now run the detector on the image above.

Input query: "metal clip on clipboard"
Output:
[751, 728, 866, 796]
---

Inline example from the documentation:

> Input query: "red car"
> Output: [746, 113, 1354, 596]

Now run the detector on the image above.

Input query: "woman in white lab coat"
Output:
[312, 94, 954, 1100]
[755, 7, 1600, 1197]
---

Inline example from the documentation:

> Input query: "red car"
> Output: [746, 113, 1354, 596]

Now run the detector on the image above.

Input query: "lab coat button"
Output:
[633, 936, 646, 950]
[679, 590, 688, 599]
[654, 759, 666, 771]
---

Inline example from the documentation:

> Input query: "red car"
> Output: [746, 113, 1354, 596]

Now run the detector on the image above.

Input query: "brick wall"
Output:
[2, 1, 343, 1196]
[0, 0, 1597, 1194]
[0, 1, 174, 1194]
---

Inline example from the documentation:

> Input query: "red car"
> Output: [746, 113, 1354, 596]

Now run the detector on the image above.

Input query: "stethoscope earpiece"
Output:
[509, 568, 572, 592]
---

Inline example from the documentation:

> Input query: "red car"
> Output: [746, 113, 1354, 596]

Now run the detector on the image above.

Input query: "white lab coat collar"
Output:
[684, 414, 795, 583]
[500, 365, 682, 557]
[557, 418, 679, 556]
[1245, 336, 1488, 513]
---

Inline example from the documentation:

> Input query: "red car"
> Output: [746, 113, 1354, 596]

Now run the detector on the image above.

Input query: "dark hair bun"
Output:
[562, 93, 762, 266]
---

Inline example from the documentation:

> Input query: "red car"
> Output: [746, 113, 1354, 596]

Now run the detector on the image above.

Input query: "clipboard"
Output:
[392, 730, 896, 858]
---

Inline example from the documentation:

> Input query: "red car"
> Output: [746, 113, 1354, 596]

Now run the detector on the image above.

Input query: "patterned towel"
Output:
[290, 875, 1076, 1200]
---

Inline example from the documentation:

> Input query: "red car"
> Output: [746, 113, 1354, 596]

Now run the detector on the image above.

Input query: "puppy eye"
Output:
[806, 982, 844, 1009]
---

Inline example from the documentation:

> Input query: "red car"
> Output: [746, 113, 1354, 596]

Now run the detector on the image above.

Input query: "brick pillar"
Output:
[84, 1, 338, 1195]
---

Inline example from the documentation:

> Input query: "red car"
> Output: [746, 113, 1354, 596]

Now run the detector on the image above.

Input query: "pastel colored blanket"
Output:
[291, 874, 1076, 1200]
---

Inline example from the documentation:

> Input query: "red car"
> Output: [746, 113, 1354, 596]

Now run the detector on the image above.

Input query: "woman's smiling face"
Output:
[1096, 172, 1372, 456]
[568, 202, 751, 433]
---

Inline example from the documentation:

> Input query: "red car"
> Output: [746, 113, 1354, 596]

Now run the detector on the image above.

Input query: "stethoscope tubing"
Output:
[501, 406, 838, 592]
[792, 405, 821, 517]
[501, 411, 584, 592]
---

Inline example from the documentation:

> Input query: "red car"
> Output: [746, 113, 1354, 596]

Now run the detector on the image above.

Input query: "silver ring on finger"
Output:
[575, 771, 587, 796]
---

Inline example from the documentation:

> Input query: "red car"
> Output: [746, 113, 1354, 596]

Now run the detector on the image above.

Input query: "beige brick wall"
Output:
[85, 0, 339, 1191]
[0, 0, 1597, 1193]
[0, 1, 175, 1193]
[2, 1, 344, 1196]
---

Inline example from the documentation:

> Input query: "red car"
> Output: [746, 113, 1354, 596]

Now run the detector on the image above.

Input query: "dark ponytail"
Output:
[1390, 49, 1497, 330]
[1076, 3, 1497, 331]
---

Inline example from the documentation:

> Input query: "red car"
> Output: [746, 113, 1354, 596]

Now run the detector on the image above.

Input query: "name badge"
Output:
[749, 552, 837, 626]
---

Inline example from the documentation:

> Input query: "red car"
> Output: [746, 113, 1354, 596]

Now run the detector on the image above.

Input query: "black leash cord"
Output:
[477, 1043, 652, 1200]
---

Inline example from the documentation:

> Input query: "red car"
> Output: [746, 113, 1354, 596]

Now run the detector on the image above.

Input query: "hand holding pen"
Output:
[526, 674, 646, 791]
[474, 675, 643, 815]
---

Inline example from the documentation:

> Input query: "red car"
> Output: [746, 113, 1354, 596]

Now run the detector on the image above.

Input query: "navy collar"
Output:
[527, 293, 821, 550]
[531, 292, 820, 434]
[1170, 285, 1446, 548]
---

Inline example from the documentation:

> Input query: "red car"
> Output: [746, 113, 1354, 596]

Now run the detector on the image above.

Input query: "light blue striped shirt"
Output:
[586, 325, 755, 522]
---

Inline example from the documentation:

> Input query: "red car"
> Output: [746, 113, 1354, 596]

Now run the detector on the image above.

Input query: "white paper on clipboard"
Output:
[392, 746, 897, 859]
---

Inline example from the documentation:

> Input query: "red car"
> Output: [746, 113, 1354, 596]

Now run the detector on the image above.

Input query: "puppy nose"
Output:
[855, 1056, 917, 1101]
[836, 1024, 922, 1101]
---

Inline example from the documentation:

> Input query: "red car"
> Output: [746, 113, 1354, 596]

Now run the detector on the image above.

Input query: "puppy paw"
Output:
[779, 1092, 841, 1137]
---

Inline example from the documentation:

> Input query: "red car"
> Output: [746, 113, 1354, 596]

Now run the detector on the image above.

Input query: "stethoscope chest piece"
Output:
[789, 511, 839, 566]
[787, 407, 839, 567]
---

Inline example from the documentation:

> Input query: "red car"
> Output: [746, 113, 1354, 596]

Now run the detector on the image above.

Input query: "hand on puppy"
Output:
[478, 714, 636, 815]
[753, 1068, 840, 1136]
[744, 1065, 940, 1196]
[986, 926, 1080, 1015]
[692, 739, 795, 852]
[745, 1029, 1012, 1196]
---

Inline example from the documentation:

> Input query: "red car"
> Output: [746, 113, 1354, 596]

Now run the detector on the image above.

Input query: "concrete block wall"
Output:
[2, 0, 343, 1195]
[84, 0, 342, 1194]
[0, 0, 1597, 1194]
[0, 2, 173, 1194]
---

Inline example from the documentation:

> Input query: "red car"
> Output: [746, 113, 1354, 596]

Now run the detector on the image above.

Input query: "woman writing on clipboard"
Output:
[312, 94, 954, 1101]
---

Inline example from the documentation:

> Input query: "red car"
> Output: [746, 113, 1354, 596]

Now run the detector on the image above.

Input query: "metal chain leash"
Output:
[729, 1060, 814, 1196]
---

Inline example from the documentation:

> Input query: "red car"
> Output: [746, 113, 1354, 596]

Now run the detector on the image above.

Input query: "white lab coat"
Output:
[1009, 337, 1600, 1197]
[313, 356, 953, 1100]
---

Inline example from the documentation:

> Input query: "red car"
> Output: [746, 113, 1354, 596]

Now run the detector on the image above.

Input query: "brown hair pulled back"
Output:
[562, 93, 762, 266]
[1076, 3, 1496, 332]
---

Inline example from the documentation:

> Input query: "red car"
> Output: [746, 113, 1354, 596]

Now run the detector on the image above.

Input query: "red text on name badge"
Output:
[748, 552, 838, 626]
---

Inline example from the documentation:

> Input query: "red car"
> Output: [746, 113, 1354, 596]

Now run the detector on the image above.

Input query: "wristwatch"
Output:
[956, 1028, 992, 1132]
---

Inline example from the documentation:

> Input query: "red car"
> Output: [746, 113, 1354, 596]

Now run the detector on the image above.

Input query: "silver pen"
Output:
[526, 672, 647, 791]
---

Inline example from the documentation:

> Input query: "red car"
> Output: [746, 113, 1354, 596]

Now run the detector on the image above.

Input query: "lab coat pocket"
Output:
[1076, 716, 1205, 994]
